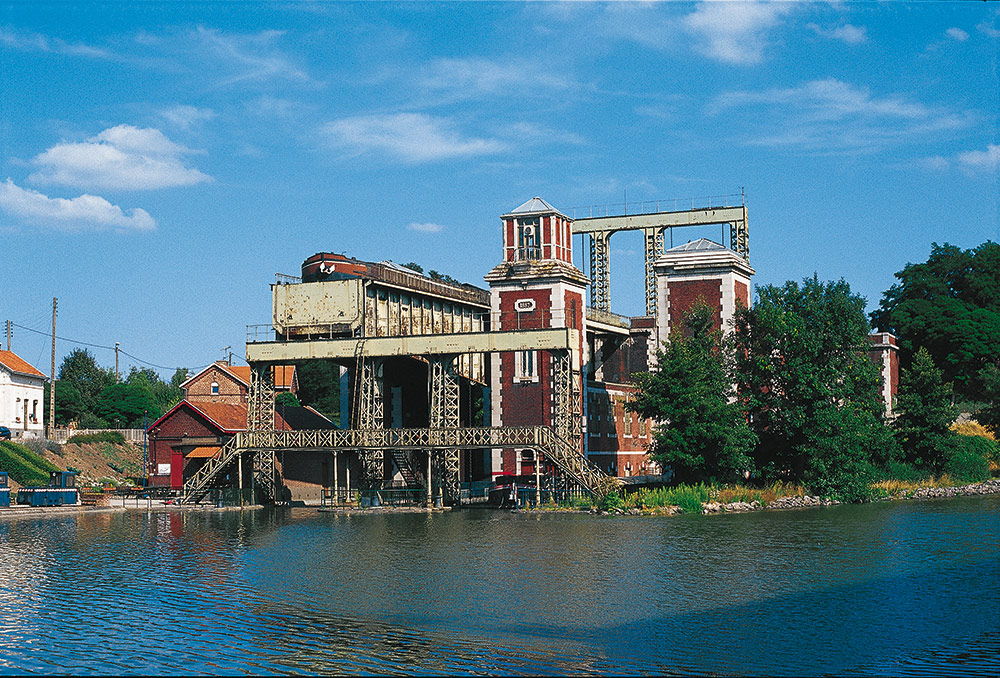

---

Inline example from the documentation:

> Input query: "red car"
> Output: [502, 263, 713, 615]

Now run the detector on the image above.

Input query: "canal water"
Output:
[0, 496, 997, 676]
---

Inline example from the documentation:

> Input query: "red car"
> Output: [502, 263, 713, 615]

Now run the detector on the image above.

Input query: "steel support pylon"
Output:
[589, 232, 611, 311]
[731, 215, 749, 261]
[356, 358, 385, 495]
[643, 227, 665, 317]
[551, 350, 580, 445]
[249, 363, 276, 502]
[429, 355, 461, 504]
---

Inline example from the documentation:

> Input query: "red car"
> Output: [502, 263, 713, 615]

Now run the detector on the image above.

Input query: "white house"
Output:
[0, 350, 46, 437]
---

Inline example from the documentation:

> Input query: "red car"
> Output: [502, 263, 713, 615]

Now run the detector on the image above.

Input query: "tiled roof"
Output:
[147, 399, 295, 433]
[0, 350, 46, 378]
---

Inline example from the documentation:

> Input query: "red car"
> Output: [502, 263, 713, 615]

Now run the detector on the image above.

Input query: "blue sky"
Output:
[1, 1, 998, 380]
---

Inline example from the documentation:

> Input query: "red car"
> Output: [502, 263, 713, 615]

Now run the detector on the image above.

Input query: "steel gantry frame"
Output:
[354, 357, 385, 498]
[574, 204, 749, 314]
[429, 355, 461, 503]
[249, 364, 276, 502]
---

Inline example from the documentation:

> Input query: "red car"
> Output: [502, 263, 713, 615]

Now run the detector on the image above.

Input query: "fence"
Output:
[49, 428, 146, 444]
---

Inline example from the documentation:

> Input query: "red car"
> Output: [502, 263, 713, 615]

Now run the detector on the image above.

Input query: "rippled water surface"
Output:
[0, 496, 998, 675]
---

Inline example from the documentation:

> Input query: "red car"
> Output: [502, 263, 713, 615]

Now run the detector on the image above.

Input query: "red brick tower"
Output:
[653, 238, 755, 345]
[484, 197, 589, 477]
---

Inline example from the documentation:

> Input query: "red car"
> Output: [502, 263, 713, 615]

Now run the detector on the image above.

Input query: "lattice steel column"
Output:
[248, 363, 275, 430]
[731, 208, 749, 261]
[429, 356, 461, 504]
[356, 358, 385, 493]
[249, 363, 276, 503]
[551, 350, 580, 444]
[589, 232, 612, 311]
[643, 227, 665, 317]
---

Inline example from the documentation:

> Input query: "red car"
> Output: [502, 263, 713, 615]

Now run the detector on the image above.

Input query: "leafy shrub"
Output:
[597, 490, 624, 512]
[943, 436, 992, 483]
[880, 461, 929, 484]
[68, 431, 125, 445]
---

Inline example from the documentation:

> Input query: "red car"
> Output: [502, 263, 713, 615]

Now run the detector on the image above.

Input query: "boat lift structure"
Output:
[179, 194, 752, 506]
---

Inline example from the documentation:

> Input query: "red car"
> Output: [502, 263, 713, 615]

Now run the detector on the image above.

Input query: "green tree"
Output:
[400, 262, 423, 274]
[276, 392, 301, 408]
[872, 241, 1000, 400]
[730, 277, 893, 499]
[293, 360, 341, 424]
[125, 366, 181, 412]
[58, 348, 114, 414]
[170, 368, 189, 389]
[892, 347, 958, 472]
[94, 383, 161, 428]
[975, 363, 1000, 437]
[628, 303, 756, 484]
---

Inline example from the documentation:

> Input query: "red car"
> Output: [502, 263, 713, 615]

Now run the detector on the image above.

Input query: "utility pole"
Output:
[49, 298, 57, 439]
[4, 320, 10, 351]
[115, 342, 120, 382]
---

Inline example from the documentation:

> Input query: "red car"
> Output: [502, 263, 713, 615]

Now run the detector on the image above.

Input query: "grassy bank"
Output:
[0, 440, 61, 487]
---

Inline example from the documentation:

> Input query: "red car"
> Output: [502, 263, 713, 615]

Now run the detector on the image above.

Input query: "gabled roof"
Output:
[665, 238, 728, 253]
[502, 197, 568, 219]
[180, 362, 296, 390]
[0, 350, 46, 379]
[147, 399, 294, 434]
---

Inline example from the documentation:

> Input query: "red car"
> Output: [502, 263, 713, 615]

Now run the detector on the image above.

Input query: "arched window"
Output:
[211, 381, 219, 395]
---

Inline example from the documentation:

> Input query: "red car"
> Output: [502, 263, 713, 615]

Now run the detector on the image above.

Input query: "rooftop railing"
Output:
[570, 192, 745, 220]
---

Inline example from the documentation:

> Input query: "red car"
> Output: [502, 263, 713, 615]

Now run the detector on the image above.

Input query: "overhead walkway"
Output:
[180, 425, 620, 505]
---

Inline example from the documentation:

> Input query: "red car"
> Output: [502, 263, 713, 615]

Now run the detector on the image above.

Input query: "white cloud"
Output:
[0, 27, 111, 58]
[194, 26, 309, 86]
[0, 179, 155, 231]
[161, 105, 216, 129]
[28, 124, 211, 190]
[683, 0, 793, 65]
[712, 79, 972, 152]
[806, 23, 868, 45]
[978, 21, 1000, 39]
[321, 113, 506, 163]
[957, 144, 1000, 170]
[419, 58, 572, 100]
[945, 27, 969, 42]
[407, 222, 445, 233]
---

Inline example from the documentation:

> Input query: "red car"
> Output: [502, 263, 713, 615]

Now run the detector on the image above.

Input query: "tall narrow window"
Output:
[517, 218, 540, 260]
[515, 350, 537, 382]
[211, 381, 220, 395]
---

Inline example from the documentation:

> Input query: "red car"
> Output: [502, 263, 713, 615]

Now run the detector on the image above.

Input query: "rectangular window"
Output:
[515, 350, 538, 382]
[624, 407, 632, 436]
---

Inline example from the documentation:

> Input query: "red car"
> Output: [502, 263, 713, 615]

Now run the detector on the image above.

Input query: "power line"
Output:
[10, 321, 215, 374]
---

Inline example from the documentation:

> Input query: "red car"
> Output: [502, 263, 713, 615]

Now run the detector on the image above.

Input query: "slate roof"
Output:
[0, 350, 46, 379]
[502, 197, 567, 219]
[664, 238, 728, 253]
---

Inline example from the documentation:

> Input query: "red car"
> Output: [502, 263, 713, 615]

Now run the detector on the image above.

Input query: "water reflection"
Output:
[0, 497, 995, 675]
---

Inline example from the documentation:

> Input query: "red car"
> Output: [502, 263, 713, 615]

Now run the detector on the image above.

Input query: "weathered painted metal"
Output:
[246, 328, 575, 363]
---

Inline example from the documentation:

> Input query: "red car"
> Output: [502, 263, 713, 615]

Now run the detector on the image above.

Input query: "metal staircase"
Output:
[181, 434, 243, 504]
[391, 449, 422, 486]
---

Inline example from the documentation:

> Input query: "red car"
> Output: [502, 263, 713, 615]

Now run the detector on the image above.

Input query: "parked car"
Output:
[0, 426, 11, 440]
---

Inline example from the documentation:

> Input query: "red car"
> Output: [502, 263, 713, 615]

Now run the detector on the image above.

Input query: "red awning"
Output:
[185, 446, 220, 459]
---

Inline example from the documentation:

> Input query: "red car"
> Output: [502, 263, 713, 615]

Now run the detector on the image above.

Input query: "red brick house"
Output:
[180, 362, 297, 405]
